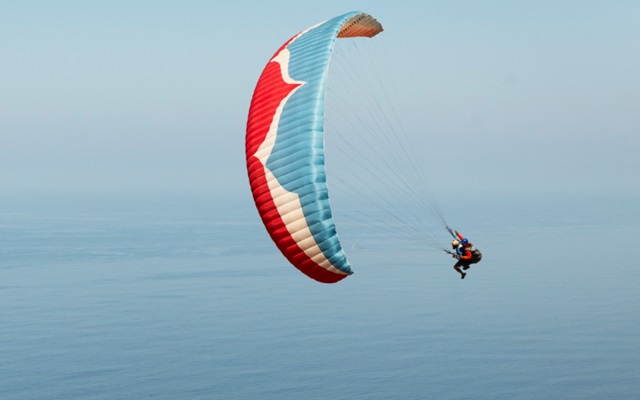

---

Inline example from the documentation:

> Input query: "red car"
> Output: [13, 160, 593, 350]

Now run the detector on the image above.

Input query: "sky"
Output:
[2, 1, 639, 206]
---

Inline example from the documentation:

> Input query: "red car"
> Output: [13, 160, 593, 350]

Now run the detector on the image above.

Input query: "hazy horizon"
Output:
[2, 1, 639, 202]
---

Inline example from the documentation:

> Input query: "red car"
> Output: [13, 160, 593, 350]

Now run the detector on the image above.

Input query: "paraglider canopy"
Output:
[245, 12, 383, 283]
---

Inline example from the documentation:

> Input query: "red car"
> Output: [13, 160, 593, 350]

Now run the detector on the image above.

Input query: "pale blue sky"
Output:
[2, 1, 639, 203]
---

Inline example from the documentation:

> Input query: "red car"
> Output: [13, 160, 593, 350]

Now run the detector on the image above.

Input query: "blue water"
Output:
[1, 194, 639, 399]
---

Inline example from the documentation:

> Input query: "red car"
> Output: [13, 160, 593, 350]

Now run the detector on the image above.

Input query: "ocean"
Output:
[1, 193, 638, 399]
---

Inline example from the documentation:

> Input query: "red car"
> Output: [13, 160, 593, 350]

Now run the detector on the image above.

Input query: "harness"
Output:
[467, 245, 482, 263]
[446, 235, 483, 264]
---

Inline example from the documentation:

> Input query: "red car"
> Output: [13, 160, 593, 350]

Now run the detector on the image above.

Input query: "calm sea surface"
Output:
[1, 194, 639, 399]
